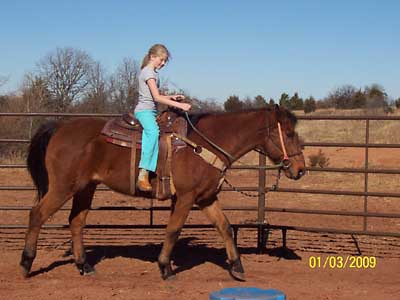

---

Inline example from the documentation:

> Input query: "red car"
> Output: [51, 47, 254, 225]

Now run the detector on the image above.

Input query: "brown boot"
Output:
[137, 169, 152, 192]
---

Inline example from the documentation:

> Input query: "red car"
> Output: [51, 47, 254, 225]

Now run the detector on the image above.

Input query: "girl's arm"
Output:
[147, 79, 191, 111]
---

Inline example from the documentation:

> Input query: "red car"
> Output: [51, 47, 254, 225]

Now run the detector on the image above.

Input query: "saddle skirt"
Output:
[101, 110, 187, 150]
[100, 110, 188, 200]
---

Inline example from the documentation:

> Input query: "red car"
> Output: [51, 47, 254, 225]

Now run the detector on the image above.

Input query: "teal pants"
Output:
[134, 110, 159, 172]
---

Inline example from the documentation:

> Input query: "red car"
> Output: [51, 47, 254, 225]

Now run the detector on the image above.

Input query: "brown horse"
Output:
[20, 105, 305, 281]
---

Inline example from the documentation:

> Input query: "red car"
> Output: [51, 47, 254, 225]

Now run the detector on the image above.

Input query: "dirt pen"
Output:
[1, 112, 400, 299]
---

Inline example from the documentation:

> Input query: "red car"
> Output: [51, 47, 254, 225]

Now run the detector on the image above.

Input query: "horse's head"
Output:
[259, 105, 305, 180]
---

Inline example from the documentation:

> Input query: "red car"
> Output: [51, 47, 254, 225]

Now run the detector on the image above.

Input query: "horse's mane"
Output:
[187, 107, 269, 126]
[183, 105, 298, 128]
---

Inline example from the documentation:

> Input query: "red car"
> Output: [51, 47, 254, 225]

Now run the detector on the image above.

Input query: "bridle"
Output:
[184, 112, 299, 171]
[182, 111, 303, 196]
[259, 122, 303, 170]
[254, 122, 292, 170]
[184, 112, 235, 164]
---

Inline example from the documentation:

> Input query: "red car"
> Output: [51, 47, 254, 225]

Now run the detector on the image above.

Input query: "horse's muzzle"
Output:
[293, 169, 305, 180]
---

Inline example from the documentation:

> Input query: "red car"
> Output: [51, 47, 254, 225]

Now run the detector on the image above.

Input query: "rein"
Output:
[181, 111, 294, 198]
[223, 165, 283, 198]
[184, 112, 235, 163]
[183, 111, 295, 169]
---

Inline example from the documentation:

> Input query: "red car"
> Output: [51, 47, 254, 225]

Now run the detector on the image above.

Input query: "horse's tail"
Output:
[27, 120, 59, 202]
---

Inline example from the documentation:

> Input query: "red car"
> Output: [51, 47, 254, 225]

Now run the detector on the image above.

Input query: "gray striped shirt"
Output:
[135, 66, 159, 112]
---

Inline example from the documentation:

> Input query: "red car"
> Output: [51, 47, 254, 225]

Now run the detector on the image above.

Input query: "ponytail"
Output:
[141, 44, 170, 69]
[141, 54, 151, 69]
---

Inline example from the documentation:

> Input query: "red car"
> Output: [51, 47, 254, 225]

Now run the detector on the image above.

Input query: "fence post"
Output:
[150, 199, 154, 226]
[257, 152, 266, 253]
[363, 119, 370, 231]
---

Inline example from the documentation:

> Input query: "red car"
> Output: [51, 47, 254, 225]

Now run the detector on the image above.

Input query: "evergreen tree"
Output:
[289, 92, 304, 110]
[253, 95, 267, 108]
[268, 98, 275, 106]
[279, 93, 290, 109]
[304, 96, 316, 113]
[224, 95, 243, 112]
[365, 84, 388, 109]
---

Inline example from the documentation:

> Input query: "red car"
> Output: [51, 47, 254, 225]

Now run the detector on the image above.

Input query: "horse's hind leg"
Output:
[20, 189, 71, 277]
[200, 199, 245, 281]
[158, 194, 193, 280]
[69, 182, 97, 275]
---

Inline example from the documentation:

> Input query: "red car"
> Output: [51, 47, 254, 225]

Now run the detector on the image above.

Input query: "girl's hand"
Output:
[179, 103, 191, 111]
[171, 95, 185, 101]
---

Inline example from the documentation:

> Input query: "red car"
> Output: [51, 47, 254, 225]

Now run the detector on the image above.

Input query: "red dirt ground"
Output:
[1, 245, 399, 300]
[1, 149, 400, 299]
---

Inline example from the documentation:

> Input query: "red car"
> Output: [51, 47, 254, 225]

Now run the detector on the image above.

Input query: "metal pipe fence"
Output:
[1, 112, 400, 251]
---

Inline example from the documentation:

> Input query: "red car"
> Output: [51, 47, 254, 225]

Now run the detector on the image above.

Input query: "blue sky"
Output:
[0, 0, 399, 103]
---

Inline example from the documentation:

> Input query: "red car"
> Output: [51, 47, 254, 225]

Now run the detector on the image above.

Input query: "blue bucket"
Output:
[209, 287, 286, 300]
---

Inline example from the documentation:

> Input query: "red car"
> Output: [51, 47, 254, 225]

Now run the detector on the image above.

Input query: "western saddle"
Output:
[101, 110, 188, 200]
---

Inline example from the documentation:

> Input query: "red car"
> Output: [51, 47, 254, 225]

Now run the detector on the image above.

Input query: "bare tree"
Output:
[37, 47, 93, 111]
[190, 98, 223, 113]
[0, 75, 9, 88]
[110, 57, 139, 113]
[22, 73, 52, 111]
[327, 85, 357, 109]
[84, 61, 109, 112]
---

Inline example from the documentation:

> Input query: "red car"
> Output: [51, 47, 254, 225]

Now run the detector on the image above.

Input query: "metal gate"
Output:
[1, 112, 399, 251]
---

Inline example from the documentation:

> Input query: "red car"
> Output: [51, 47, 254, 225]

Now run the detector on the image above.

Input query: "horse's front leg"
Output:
[200, 199, 245, 281]
[158, 194, 193, 280]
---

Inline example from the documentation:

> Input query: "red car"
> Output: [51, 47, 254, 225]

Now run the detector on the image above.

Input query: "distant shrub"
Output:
[304, 97, 316, 114]
[308, 150, 330, 168]
[384, 106, 394, 114]
[395, 98, 400, 109]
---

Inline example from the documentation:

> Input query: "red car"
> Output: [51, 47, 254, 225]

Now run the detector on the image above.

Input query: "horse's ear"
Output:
[274, 104, 283, 122]
[267, 104, 279, 127]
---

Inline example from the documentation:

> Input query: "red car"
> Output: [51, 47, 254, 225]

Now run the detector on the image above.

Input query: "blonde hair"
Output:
[141, 44, 170, 69]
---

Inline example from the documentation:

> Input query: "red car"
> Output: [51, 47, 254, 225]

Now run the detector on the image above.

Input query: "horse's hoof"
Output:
[229, 269, 246, 281]
[20, 251, 35, 278]
[229, 259, 246, 281]
[20, 264, 31, 278]
[77, 263, 95, 276]
[158, 262, 174, 280]
[164, 273, 177, 281]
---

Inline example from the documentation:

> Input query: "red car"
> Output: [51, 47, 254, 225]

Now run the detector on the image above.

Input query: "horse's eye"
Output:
[287, 131, 295, 138]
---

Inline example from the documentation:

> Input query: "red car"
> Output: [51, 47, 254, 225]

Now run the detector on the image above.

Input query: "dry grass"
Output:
[0, 148, 26, 164]
[295, 108, 400, 144]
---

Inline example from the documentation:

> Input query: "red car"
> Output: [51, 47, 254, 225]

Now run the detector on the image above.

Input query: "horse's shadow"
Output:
[86, 238, 231, 275]
[29, 237, 301, 277]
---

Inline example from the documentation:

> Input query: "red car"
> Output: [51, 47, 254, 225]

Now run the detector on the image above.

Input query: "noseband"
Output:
[276, 122, 291, 169]
[255, 121, 302, 170]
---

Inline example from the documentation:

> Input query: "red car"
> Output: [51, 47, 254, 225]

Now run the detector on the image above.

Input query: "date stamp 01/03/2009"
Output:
[308, 256, 377, 269]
